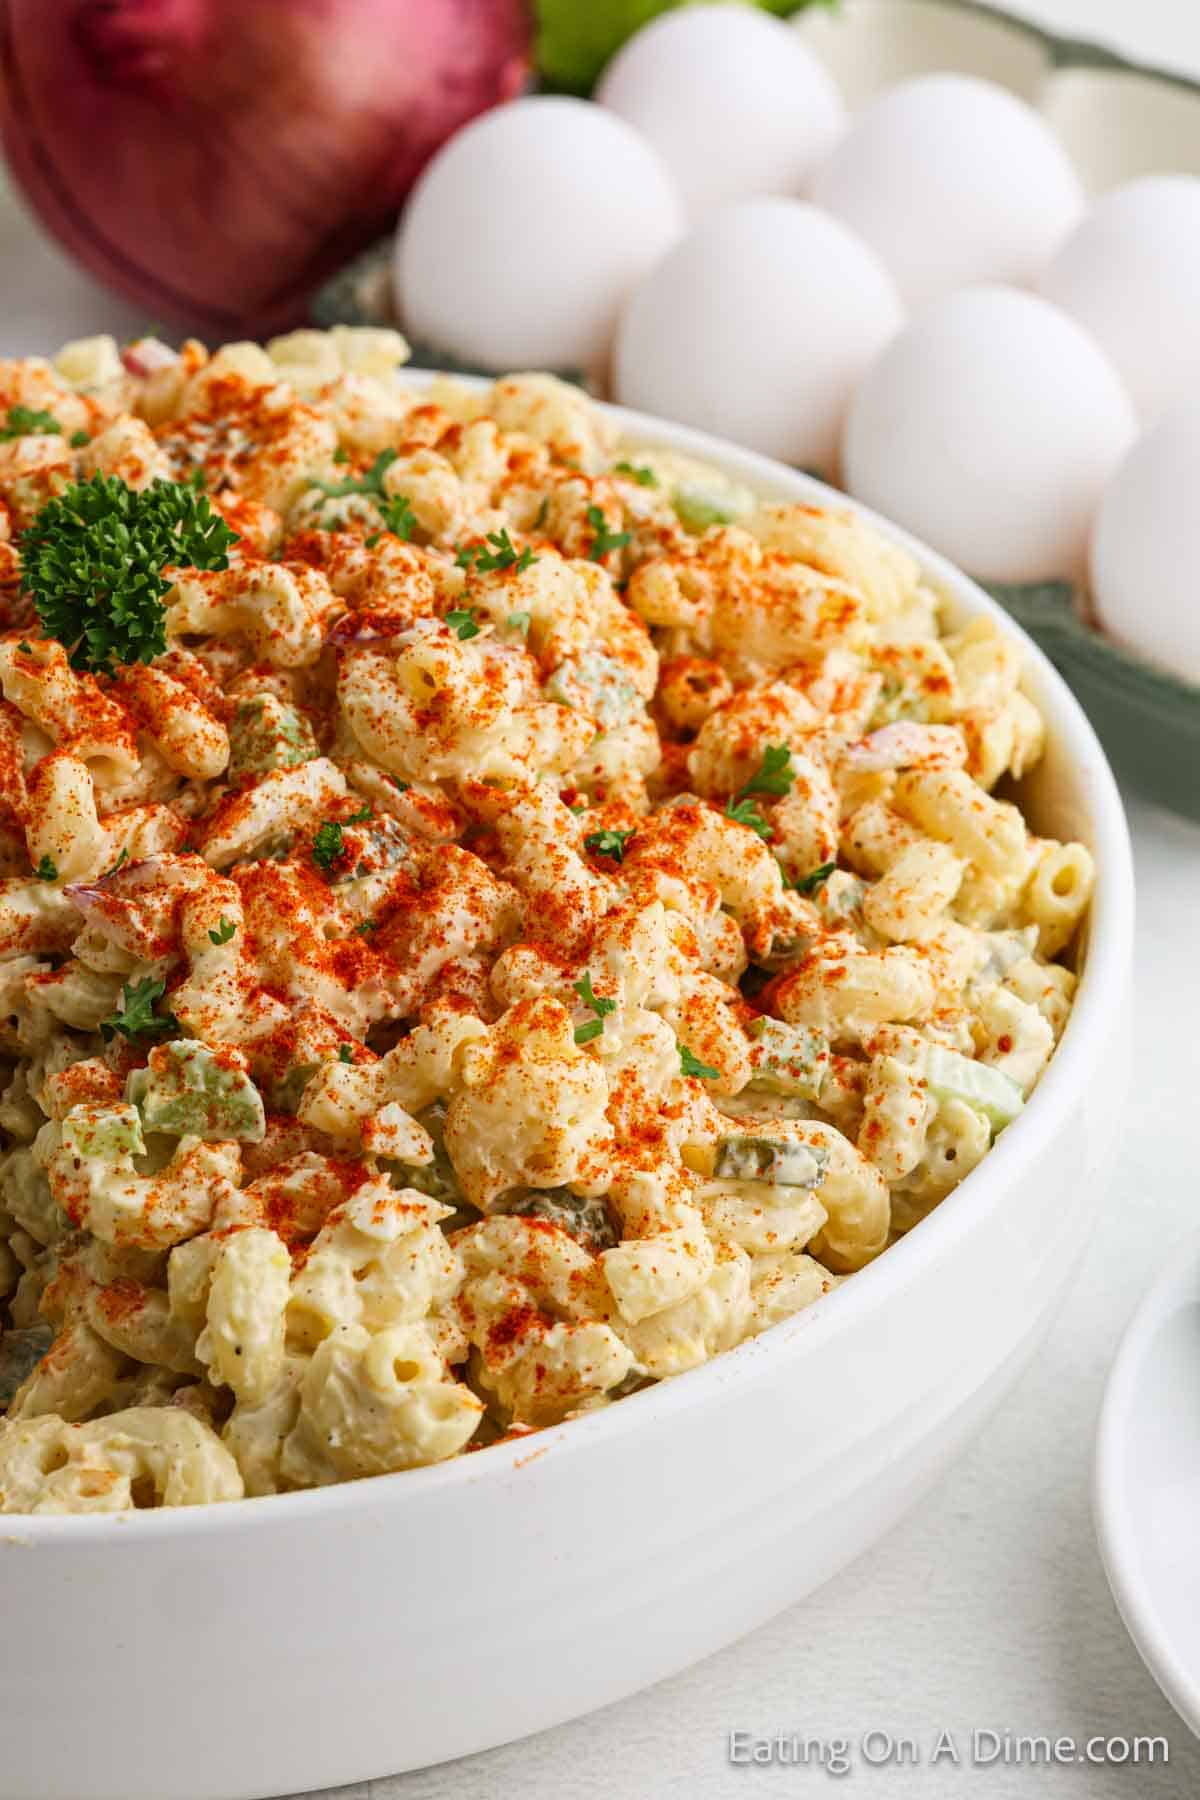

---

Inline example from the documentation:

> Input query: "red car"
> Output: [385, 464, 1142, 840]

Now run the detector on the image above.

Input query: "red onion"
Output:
[0, 0, 531, 337]
[122, 337, 181, 375]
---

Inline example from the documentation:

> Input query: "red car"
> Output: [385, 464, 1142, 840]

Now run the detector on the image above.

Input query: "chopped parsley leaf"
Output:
[16, 641, 32, 654]
[793, 860, 837, 895]
[313, 449, 415, 540]
[100, 976, 176, 1045]
[312, 820, 345, 871]
[337, 1044, 354, 1064]
[377, 493, 416, 540]
[456, 528, 537, 575]
[1, 406, 61, 440]
[586, 504, 631, 562]
[102, 847, 129, 879]
[33, 855, 57, 882]
[314, 447, 396, 501]
[734, 744, 793, 802]
[332, 446, 349, 464]
[614, 460, 657, 487]
[445, 608, 480, 641]
[345, 803, 372, 824]
[70, 429, 91, 448]
[724, 796, 773, 840]
[574, 971, 616, 1018]
[678, 1043, 720, 1080]
[573, 971, 616, 1044]
[584, 827, 635, 863]
[208, 916, 236, 945]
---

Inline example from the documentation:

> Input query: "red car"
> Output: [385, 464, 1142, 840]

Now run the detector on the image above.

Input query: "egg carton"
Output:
[797, 0, 1200, 187]
[313, 0, 1200, 817]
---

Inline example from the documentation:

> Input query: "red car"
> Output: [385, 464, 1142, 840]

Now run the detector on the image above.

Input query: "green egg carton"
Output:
[984, 584, 1200, 820]
[313, 0, 1200, 817]
[794, 0, 1200, 818]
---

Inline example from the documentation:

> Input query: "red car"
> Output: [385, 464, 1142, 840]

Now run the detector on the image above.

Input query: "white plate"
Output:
[1095, 1230, 1200, 1737]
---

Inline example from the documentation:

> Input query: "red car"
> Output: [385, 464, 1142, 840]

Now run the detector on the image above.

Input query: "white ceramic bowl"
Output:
[0, 399, 1135, 1800]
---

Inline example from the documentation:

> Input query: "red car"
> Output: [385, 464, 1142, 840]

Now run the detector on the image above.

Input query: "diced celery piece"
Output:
[495, 1185, 619, 1252]
[128, 1040, 266, 1143]
[973, 927, 1039, 986]
[546, 650, 639, 729]
[391, 1103, 464, 1210]
[270, 1061, 320, 1116]
[672, 483, 740, 533]
[63, 1103, 145, 1161]
[229, 694, 318, 775]
[925, 1045, 1024, 1132]
[747, 1018, 830, 1102]
[713, 1133, 828, 1188]
[815, 871, 866, 924]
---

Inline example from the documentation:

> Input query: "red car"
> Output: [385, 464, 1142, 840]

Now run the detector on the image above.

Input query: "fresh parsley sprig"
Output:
[312, 806, 372, 874]
[723, 796, 773, 840]
[734, 744, 794, 802]
[791, 861, 837, 896]
[586, 504, 631, 562]
[573, 972, 616, 1045]
[376, 493, 417, 539]
[19, 474, 237, 674]
[312, 820, 346, 872]
[584, 827, 635, 864]
[456, 528, 537, 575]
[445, 608, 480, 641]
[678, 1042, 720, 1080]
[100, 976, 176, 1045]
[2, 406, 62, 440]
[614, 461, 657, 488]
[313, 449, 415, 541]
[313, 447, 396, 504]
[721, 748, 792, 841]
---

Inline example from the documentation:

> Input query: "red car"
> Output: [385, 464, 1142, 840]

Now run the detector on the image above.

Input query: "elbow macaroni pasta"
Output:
[0, 333, 1093, 1511]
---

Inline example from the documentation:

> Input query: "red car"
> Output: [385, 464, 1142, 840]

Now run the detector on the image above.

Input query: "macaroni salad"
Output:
[0, 330, 1092, 1512]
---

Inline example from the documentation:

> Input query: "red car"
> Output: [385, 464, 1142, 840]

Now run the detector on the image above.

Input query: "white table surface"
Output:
[2, 2, 1198, 1795]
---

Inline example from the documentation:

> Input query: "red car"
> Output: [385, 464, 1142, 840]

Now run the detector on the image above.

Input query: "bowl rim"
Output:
[4, 391, 1135, 1541]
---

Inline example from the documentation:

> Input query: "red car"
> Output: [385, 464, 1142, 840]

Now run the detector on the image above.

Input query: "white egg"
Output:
[1041, 176, 1200, 426]
[811, 74, 1084, 309]
[613, 198, 902, 472]
[843, 287, 1136, 584]
[595, 4, 844, 221]
[1091, 406, 1200, 681]
[394, 98, 684, 375]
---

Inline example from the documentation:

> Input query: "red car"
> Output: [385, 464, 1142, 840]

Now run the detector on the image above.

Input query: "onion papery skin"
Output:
[0, 0, 531, 336]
